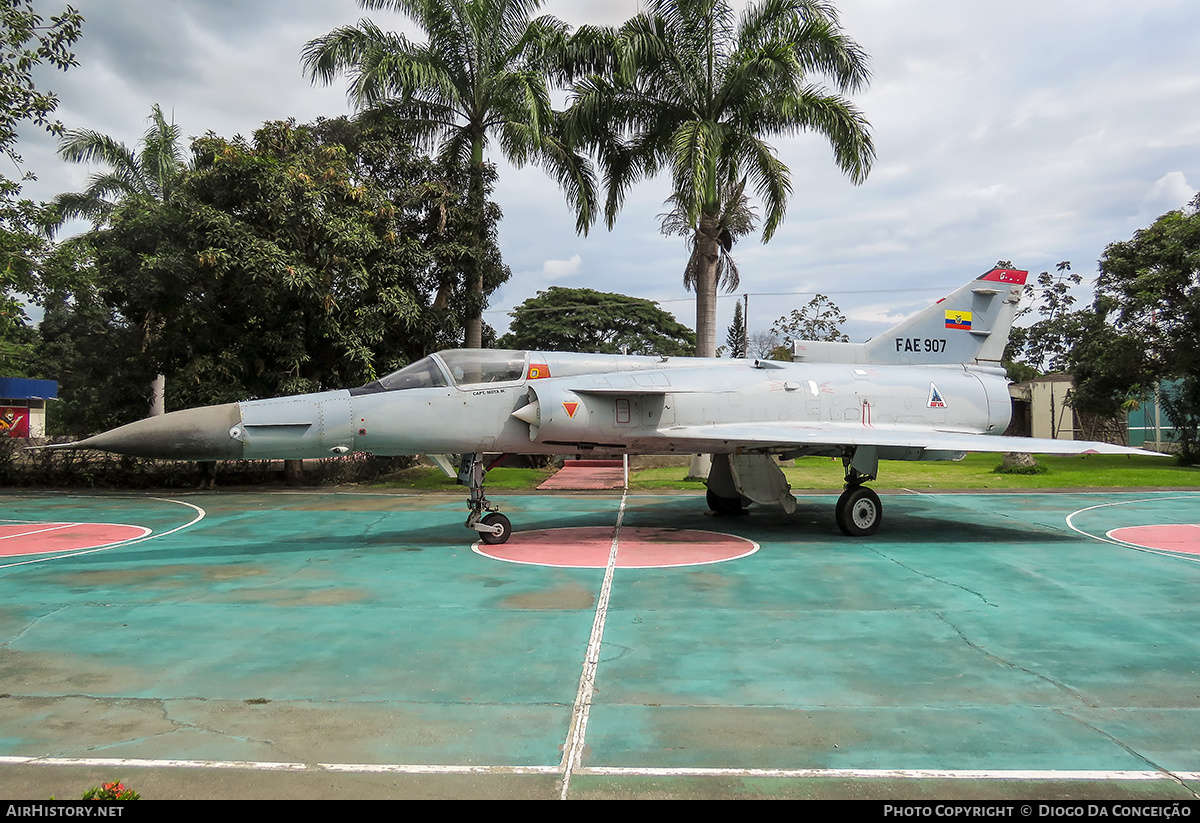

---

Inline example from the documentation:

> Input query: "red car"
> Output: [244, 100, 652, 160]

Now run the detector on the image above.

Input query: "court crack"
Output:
[865, 547, 996, 607]
[1058, 711, 1200, 799]
[1, 607, 68, 648]
[935, 612, 1100, 709]
[69, 695, 280, 753]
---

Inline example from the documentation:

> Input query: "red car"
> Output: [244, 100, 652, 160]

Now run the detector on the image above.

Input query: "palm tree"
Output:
[44, 103, 187, 237]
[302, 0, 596, 348]
[659, 176, 757, 308]
[567, 0, 874, 356]
[45, 104, 190, 416]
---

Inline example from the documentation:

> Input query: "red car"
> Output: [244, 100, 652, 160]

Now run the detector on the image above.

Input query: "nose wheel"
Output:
[460, 453, 513, 544]
[478, 512, 511, 545]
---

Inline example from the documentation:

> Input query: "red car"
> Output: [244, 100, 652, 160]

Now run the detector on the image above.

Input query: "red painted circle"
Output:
[1107, 524, 1200, 555]
[0, 522, 151, 557]
[474, 526, 758, 568]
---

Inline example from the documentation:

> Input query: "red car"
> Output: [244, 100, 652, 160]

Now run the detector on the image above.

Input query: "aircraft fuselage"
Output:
[226, 352, 1011, 462]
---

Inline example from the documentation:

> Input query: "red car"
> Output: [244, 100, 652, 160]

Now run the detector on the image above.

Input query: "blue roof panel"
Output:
[0, 376, 59, 399]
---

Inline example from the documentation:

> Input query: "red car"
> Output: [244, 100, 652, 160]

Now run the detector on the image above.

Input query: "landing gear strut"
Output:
[836, 452, 882, 537]
[460, 453, 512, 544]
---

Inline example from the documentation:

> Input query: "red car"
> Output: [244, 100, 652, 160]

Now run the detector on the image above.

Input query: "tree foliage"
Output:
[43, 103, 187, 235]
[303, 0, 595, 348]
[498, 286, 695, 356]
[0, 0, 82, 191]
[1157, 377, 1200, 465]
[1002, 261, 1098, 386]
[0, 197, 49, 373]
[38, 116, 495, 430]
[1005, 262, 1082, 375]
[771, 293, 849, 345]
[1094, 194, 1200, 383]
[1053, 195, 1200, 432]
[0, 1, 82, 373]
[565, 0, 873, 356]
[659, 177, 756, 297]
[725, 298, 746, 358]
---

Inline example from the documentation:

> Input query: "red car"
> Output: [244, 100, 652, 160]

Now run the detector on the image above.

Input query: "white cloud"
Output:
[541, 254, 583, 279]
[1135, 172, 1196, 223]
[15, 0, 1200, 339]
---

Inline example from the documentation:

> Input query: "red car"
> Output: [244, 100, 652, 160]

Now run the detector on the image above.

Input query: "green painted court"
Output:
[1, 488, 1198, 799]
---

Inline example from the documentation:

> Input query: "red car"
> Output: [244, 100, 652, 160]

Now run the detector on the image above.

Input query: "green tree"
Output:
[771, 293, 849, 346]
[0, 199, 48, 374]
[1157, 377, 1200, 465]
[72, 120, 445, 415]
[498, 286, 695, 355]
[567, 0, 873, 356]
[1063, 196, 1200, 430]
[1094, 194, 1200, 384]
[43, 103, 187, 235]
[725, 298, 746, 358]
[311, 109, 510, 349]
[659, 177, 756, 308]
[41, 103, 191, 414]
[302, 0, 596, 349]
[1004, 261, 1084, 380]
[0, 1, 82, 190]
[0, 0, 83, 372]
[35, 281, 151, 434]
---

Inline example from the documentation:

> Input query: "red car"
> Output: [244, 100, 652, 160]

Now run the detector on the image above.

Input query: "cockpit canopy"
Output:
[350, 350, 528, 395]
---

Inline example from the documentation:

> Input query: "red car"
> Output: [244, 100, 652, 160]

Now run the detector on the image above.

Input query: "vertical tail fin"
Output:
[861, 268, 1028, 366]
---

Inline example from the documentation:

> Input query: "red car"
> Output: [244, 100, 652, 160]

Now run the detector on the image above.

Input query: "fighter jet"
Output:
[55, 268, 1159, 543]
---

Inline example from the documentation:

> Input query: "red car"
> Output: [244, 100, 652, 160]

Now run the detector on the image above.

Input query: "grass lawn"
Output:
[631, 453, 1196, 491]
[372, 453, 1197, 493]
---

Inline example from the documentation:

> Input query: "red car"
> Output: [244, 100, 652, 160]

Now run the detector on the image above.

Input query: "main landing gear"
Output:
[460, 453, 512, 544]
[836, 456, 882, 537]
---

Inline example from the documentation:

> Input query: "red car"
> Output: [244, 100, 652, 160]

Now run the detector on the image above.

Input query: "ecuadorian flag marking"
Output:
[945, 310, 972, 330]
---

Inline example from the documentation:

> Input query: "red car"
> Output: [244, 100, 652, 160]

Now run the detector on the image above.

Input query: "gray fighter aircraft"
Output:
[56, 267, 1158, 543]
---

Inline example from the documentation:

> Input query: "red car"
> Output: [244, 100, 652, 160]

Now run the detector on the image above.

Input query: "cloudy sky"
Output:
[18, 0, 1200, 343]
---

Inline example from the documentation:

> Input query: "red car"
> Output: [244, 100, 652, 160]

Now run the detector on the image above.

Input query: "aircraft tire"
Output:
[836, 486, 882, 537]
[479, 512, 512, 544]
[706, 489, 746, 516]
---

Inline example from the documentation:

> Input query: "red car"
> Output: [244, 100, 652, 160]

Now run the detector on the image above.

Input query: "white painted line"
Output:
[0, 755, 308, 772]
[0, 498, 205, 570]
[1065, 495, 1200, 564]
[319, 763, 559, 775]
[559, 491, 627, 800]
[0, 523, 77, 540]
[1105, 522, 1200, 548]
[2, 756, 1197, 784]
[579, 766, 1200, 781]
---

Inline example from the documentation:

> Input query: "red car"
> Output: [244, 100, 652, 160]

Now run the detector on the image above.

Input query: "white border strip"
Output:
[1, 757, 1196, 782]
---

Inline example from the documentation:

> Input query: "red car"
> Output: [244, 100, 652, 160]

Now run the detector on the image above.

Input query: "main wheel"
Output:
[706, 488, 747, 516]
[479, 512, 512, 544]
[835, 486, 882, 536]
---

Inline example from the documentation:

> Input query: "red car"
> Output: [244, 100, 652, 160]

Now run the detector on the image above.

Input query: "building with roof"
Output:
[0, 376, 58, 438]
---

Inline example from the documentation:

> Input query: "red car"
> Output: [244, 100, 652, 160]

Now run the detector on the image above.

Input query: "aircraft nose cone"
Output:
[71, 403, 245, 461]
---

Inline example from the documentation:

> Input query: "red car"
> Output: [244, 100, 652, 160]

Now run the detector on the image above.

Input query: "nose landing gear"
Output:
[460, 452, 513, 544]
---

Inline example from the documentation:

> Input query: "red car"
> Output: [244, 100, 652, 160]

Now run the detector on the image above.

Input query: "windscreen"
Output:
[348, 356, 449, 395]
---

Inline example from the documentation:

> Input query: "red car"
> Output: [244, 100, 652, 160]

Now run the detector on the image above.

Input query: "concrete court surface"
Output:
[0, 487, 1199, 800]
